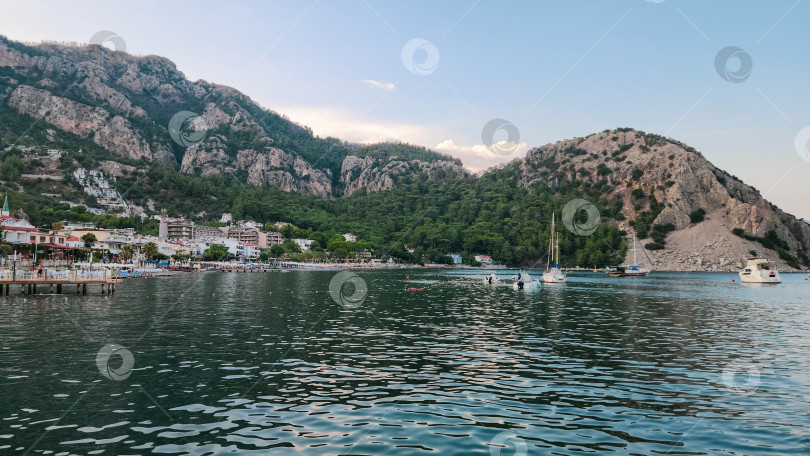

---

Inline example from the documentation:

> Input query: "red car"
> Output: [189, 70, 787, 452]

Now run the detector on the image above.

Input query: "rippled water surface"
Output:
[2, 270, 810, 455]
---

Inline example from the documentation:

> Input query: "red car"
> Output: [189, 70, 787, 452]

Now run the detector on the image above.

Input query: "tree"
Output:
[203, 243, 229, 261]
[0, 155, 23, 181]
[143, 241, 159, 260]
[269, 245, 285, 258]
[119, 245, 134, 262]
[283, 239, 301, 254]
[52, 221, 64, 230]
[689, 208, 706, 223]
[81, 233, 97, 248]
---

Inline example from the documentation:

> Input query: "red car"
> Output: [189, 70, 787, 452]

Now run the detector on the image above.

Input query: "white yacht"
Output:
[739, 258, 781, 283]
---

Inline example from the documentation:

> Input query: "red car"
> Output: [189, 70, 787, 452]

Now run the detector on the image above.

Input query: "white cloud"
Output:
[363, 79, 395, 90]
[434, 139, 528, 172]
[274, 105, 529, 172]
[276, 105, 428, 145]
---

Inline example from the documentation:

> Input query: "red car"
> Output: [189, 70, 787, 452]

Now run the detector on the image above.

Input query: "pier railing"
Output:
[0, 269, 121, 283]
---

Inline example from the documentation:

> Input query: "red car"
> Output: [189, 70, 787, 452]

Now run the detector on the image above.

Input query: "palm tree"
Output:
[143, 242, 159, 260]
[120, 245, 134, 262]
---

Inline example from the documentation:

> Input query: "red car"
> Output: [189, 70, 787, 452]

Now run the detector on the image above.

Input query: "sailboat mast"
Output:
[632, 230, 637, 265]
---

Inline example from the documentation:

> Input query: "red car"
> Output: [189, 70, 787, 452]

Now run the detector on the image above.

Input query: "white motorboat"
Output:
[542, 213, 567, 284]
[739, 258, 781, 283]
[512, 270, 540, 290]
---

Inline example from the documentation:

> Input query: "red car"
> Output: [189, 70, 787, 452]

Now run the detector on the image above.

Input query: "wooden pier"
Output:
[0, 269, 123, 295]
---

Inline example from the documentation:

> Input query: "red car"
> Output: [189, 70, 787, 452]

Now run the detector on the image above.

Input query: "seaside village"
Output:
[0, 196, 496, 270]
[0, 150, 495, 269]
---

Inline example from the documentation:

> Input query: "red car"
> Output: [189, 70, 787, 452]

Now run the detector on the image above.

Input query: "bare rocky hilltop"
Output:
[517, 129, 810, 271]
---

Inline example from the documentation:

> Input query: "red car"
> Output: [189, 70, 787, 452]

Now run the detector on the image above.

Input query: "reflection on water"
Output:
[1, 271, 809, 454]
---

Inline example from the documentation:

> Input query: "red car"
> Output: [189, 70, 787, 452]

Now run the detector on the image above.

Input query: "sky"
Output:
[1, 0, 809, 219]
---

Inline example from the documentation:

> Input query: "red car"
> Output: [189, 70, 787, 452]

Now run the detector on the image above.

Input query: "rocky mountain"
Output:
[516, 128, 810, 271]
[0, 35, 465, 198]
[0, 36, 807, 270]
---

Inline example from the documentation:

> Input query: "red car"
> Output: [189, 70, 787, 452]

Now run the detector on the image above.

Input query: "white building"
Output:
[343, 233, 357, 242]
[475, 255, 494, 266]
[293, 238, 313, 252]
[220, 213, 232, 225]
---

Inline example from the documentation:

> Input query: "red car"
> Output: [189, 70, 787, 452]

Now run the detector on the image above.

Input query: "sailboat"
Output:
[606, 229, 651, 277]
[542, 213, 567, 283]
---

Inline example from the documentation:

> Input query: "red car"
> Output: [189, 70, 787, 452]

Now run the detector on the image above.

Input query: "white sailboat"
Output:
[542, 213, 567, 284]
[606, 229, 651, 277]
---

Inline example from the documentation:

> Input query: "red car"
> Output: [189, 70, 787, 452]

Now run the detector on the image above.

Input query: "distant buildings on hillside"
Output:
[73, 168, 129, 213]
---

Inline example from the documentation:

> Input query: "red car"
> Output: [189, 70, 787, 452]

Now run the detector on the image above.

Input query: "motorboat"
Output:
[739, 258, 781, 283]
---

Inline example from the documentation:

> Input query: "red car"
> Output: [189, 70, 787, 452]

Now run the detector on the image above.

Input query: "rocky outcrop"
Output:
[7, 85, 175, 165]
[340, 154, 468, 196]
[518, 128, 810, 270]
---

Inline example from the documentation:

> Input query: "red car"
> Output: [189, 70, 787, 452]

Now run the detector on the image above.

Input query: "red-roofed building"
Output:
[1, 215, 43, 245]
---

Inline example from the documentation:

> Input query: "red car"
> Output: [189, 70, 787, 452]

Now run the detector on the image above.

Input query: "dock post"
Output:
[57, 284, 62, 294]
[32, 284, 37, 294]
[77, 284, 81, 294]
[82, 284, 87, 295]
[111, 283, 115, 293]
[50, 284, 54, 293]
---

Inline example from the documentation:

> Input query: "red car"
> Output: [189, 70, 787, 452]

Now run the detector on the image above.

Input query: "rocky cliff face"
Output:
[518, 128, 810, 270]
[339, 154, 468, 196]
[0, 36, 463, 198]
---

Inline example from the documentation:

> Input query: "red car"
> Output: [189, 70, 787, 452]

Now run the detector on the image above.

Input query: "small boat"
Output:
[512, 270, 540, 290]
[542, 213, 567, 284]
[739, 258, 781, 283]
[607, 229, 651, 277]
